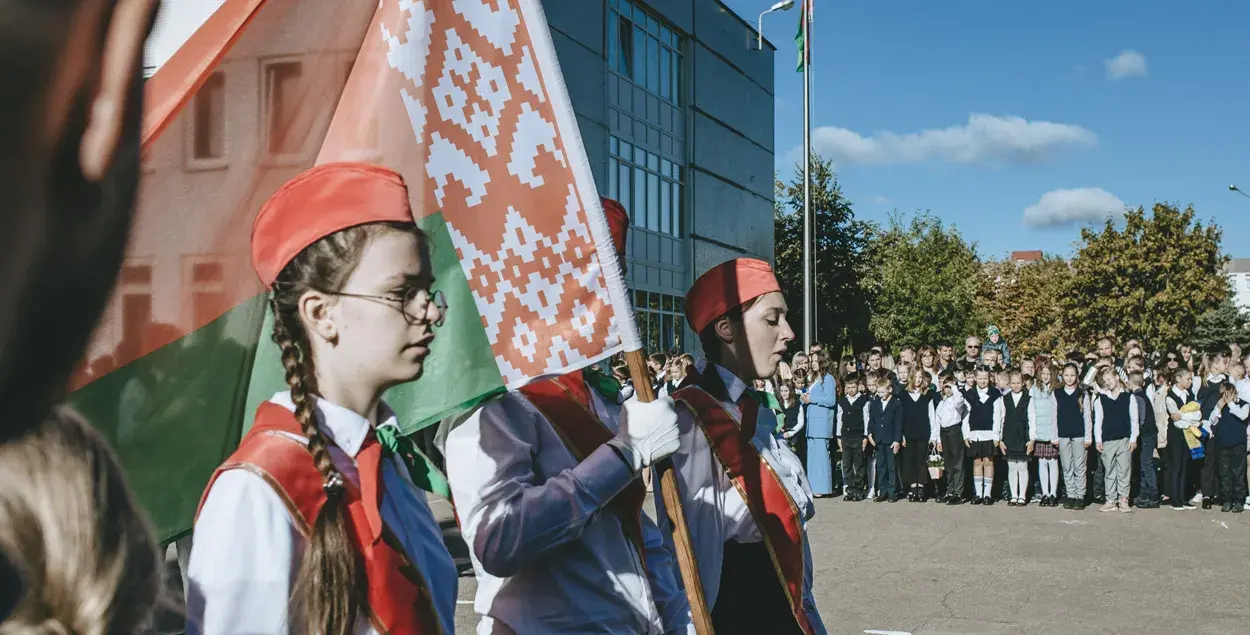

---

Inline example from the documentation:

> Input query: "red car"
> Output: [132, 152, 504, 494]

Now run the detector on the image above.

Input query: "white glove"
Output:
[610, 396, 681, 472]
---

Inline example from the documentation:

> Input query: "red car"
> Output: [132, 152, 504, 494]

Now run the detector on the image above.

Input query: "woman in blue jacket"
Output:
[805, 351, 839, 497]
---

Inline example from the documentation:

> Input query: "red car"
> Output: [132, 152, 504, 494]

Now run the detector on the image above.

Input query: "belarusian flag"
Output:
[70, 0, 638, 544]
[795, 0, 812, 72]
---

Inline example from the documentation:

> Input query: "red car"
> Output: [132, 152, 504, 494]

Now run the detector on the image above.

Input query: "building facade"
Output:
[1226, 258, 1250, 313]
[133, 0, 775, 362]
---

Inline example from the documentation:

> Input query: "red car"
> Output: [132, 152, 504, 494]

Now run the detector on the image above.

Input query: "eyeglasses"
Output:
[324, 287, 447, 327]
[966, 345, 981, 350]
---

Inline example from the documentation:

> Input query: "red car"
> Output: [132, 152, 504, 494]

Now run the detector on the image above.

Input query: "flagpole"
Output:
[802, 0, 812, 352]
[623, 350, 714, 635]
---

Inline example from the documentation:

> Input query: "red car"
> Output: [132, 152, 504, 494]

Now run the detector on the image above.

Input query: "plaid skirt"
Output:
[1034, 441, 1060, 460]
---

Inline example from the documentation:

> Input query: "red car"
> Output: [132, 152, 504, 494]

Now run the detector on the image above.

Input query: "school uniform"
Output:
[898, 390, 937, 494]
[780, 400, 806, 459]
[1165, 386, 1199, 508]
[1055, 386, 1091, 505]
[1094, 390, 1140, 504]
[443, 371, 692, 634]
[935, 391, 968, 501]
[960, 387, 1004, 461]
[1132, 388, 1160, 506]
[1198, 374, 1229, 502]
[836, 393, 871, 497]
[1000, 391, 1034, 503]
[659, 363, 826, 635]
[188, 393, 457, 635]
[805, 374, 839, 496]
[869, 395, 903, 499]
[1028, 387, 1059, 501]
[1212, 398, 1250, 508]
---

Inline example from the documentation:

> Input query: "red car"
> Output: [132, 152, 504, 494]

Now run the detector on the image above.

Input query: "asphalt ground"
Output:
[453, 495, 1250, 635]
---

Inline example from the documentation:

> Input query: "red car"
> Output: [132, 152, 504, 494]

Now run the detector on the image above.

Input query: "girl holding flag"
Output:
[658, 258, 827, 635]
[187, 163, 457, 635]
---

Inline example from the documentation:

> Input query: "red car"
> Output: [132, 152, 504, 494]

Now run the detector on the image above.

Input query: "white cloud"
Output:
[1022, 187, 1126, 228]
[1105, 50, 1146, 80]
[871, 195, 891, 205]
[801, 114, 1096, 166]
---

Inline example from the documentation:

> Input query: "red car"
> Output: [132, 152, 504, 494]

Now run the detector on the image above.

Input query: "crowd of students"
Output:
[732, 331, 1250, 513]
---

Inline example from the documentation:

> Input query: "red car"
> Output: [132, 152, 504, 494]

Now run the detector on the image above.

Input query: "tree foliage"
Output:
[1062, 203, 1228, 349]
[1191, 295, 1250, 353]
[978, 256, 1074, 357]
[773, 155, 875, 354]
[860, 212, 982, 348]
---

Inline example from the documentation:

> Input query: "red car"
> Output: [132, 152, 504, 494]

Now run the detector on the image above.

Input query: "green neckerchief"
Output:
[375, 425, 450, 498]
[582, 366, 623, 404]
[743, 388, 781, 412]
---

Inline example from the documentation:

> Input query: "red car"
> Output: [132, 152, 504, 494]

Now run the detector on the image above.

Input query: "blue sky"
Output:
[721, 0, 1250, 260]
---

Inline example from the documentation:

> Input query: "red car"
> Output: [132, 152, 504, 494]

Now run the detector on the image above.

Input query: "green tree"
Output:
[1191, 295, 1250, 353]
[1062, 203, 1228, 349]
[978, 256, 1074, 357]
[773, 155, 875, 355]
[861, 212, 982, 348]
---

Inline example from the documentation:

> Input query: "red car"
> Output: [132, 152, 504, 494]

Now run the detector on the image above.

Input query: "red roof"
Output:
[1011, 250, 1043, 263]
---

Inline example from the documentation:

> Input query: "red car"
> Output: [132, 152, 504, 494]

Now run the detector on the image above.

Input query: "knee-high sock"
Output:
[1009, 463, 1021, 500]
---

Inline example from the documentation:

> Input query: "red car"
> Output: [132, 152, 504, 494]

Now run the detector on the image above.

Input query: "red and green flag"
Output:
[70, 0, 639, 544]
[796, 0, 812, 72]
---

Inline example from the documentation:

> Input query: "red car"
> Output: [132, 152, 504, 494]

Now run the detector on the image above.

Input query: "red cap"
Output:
[684, 258, 781, 333]
[601, 197, 629, 256]
[251, 162, 413, 286]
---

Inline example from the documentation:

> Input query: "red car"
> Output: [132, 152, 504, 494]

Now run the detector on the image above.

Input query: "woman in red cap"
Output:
[442, 198, 691, 634]
[656, 258, 827, 635]
[186, 163, 456, 635]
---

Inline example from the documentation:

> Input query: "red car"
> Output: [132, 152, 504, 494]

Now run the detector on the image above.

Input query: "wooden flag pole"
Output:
[624, 349, 714, 635]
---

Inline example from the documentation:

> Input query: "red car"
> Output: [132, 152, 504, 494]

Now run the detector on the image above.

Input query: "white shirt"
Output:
[1093, 389, 1141, 444]
[934, 392, 967, 431]
[1211, 399, 1250, 425]
[655, 363, 826, 634]
[186, 393, 457, 635]
[1237, 378, 1250, 404]
[443, 385, 690, 635]
[960, 387, 1004, 443]
[1165, 385, 1201, 430]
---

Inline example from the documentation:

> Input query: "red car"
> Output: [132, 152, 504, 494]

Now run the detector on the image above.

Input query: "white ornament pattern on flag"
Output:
[379, 0, 624, 385]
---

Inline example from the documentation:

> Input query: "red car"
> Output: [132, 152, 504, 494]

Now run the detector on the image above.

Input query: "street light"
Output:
[1230, 184, 1250, 200]
[757, 0, 795, 50]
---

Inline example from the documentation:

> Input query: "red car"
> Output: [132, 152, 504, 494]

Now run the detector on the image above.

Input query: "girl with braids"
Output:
[187, 163, 456, 635]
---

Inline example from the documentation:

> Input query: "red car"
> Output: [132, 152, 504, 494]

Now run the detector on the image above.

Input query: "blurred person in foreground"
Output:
[0, 0, 162, 629]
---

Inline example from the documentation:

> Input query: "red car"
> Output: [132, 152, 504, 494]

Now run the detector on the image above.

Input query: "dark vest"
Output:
[1055, 388, 1085, 439]
[838, 394, 868, 438]
[780, 403, 801, 433]
[1099, 392, 1132, 441]
[965, 388, 1000, 432]
[900, 392, 933, 440]
[1216, 400, 1250, 448]
[1002, 392, 1030, 450]
[1166, 389, 1195, 413]
[1134, 389, 1156, 438]
[1198, 377, 1227, 420]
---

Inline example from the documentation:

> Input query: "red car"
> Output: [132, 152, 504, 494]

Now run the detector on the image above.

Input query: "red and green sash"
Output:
[674, 376, 814, 635]
[519, 371, 647, 561]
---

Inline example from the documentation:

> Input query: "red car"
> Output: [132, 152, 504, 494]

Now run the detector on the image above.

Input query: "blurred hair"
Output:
[0, 408, 162, 635]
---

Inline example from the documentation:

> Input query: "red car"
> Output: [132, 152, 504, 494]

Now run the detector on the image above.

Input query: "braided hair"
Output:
[268, 220, 423, 635]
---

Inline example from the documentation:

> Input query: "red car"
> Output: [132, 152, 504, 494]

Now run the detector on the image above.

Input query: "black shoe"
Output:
[1203, 498, 1213, 510]
[1093, 496, 1106, 505]
[1141, 501, 1160, 509]
[889, 494, 901, 503]
[983, 497, 995, 506]
[1222, 502, 1233, 513]
[1063, 498, 1075, 510]
[970, 496, 983, 506]
[946, 496, 965, 506]
[873, 494, 886, 502]
[1008, 500, 1018, 507]
[1234, 505, 1245, 514]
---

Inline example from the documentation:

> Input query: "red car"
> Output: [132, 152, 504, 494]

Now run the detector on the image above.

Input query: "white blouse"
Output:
[186, 393, 457, 635]
[655, 362, 826, 634]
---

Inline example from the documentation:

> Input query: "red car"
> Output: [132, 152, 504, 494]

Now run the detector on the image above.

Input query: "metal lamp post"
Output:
[756, 1, 795, 50]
